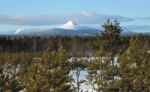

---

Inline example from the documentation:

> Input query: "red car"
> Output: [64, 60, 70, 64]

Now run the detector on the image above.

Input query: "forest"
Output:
[0, 19, 150, 92]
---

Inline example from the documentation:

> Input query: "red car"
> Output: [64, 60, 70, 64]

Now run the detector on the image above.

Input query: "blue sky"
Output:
[0, 0, 150, 34]
[0, 0, 150, 17]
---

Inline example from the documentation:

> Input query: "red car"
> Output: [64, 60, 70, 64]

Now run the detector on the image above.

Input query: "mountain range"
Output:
[14, 21, 100, 36]
[9, 21, 150, 36]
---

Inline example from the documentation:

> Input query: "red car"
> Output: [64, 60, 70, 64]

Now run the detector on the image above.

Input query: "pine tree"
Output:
[49, 46, 72, 92]
[100, 19, 122, 91]
[120, 36, 150, 92]
[0, 63, 25, 92]
[101, 18, 122, 59]
[87, 48, 115, 92]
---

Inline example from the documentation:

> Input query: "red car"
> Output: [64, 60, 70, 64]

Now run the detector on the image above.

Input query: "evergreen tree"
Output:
[0, 64, 25, 92]
[87, 49, 115, 92]
[49, 46, 72, 92]
[100, 19, 122, 91]
[120, 37, 150, 92]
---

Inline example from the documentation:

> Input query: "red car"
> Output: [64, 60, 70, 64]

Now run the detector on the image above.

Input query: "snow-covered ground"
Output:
[70, 70, 95, 92]
[67, 56, 119, 66]
[1, 56, 120, 92]
[68, 56, 120, 92]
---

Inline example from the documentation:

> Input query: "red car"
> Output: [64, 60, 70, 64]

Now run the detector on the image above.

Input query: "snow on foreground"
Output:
[70, 70, 96, 92]
[1, 56, 119, 92]
[68, 56, 120, 92]
[1, 64, 95, 92]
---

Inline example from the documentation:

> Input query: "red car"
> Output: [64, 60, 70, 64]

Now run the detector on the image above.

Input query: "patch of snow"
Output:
[61, 21, 76, 30]
[15, 29, 25, 34]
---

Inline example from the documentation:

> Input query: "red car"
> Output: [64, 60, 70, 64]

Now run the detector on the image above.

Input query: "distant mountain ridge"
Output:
[14, 21, 101, 36]
[12, 21, 150, 36]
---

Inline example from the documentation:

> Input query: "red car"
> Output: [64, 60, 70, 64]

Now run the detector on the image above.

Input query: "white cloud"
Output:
[0, 12, 133, 26]
[81, 11, 94, 17]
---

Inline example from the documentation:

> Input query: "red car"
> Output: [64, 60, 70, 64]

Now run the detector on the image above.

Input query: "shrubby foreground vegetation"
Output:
[0, 19, 150, 92]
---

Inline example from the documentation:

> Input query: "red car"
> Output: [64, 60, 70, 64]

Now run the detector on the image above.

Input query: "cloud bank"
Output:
[0, 12, 133, 26]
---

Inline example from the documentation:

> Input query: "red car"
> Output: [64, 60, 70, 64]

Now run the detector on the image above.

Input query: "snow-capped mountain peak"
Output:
[61, 21, 76, 30]
[15, 29, 25, 34]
